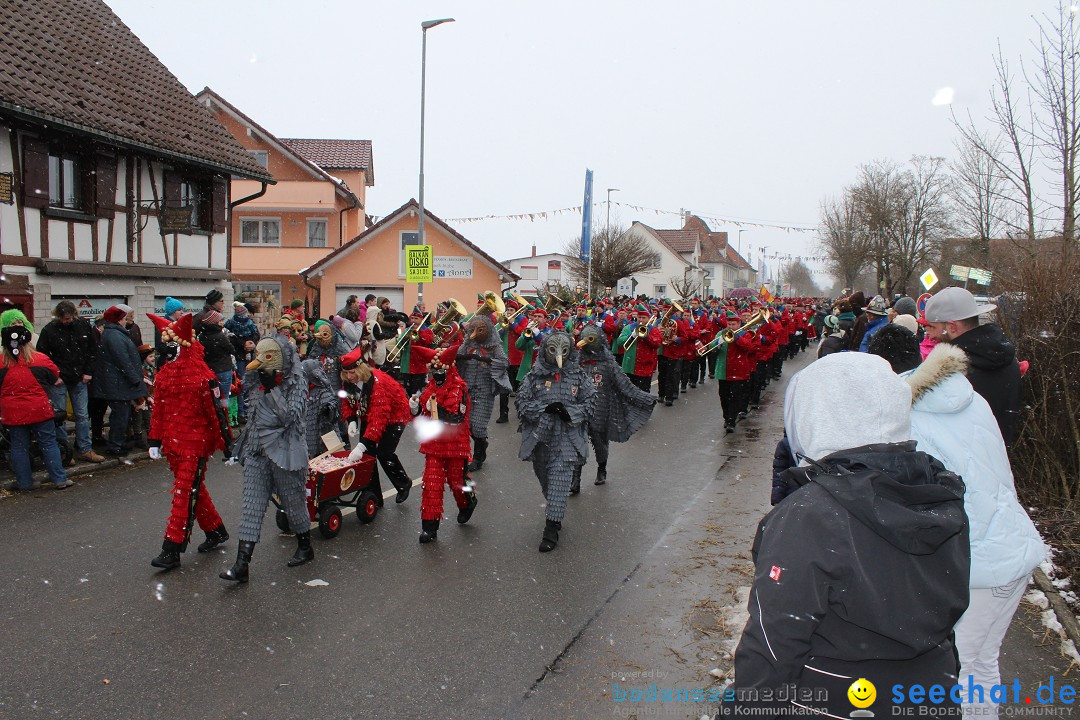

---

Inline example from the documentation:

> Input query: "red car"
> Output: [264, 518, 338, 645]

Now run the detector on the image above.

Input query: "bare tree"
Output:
[819, 192, 874, 290]
[669, 275, 702, 301]
[781, 260, 820, 296]
[564, 225, 661, 289]
[951, 131, 1008, 260]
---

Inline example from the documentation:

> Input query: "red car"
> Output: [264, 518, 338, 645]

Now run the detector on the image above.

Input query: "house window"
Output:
[48, 152, 83, 210]
[547, 259, 561, 282]
[240, 218, 281, 245]
[249, 150, 269, 169]
[399, 231, 419, 276]
[179, 179, 209, 230]
[654, 285, 667, 298]
[307, 219, 328, 248]
[519, 266, 538, 280]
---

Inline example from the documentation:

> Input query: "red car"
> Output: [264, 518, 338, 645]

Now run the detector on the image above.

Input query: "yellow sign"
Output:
[406, 244, 433, 283]
[919, 268, 939, 290]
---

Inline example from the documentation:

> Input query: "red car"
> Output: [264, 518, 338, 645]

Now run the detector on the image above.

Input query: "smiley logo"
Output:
[847, 678, 876, 709]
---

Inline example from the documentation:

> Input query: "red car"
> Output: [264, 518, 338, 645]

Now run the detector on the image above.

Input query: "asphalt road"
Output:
[0, 357, 797, 720]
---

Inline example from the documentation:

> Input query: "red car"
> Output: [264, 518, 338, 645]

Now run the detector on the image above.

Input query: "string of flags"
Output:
[442, 200, 818, 233]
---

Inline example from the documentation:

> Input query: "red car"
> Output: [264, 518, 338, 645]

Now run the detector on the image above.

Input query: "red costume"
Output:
[146, 313, 232, 568]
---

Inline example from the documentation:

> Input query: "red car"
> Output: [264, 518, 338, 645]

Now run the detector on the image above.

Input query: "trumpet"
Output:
[431, 298, 468, 344]
[622, 312, 658, 352]
[696, 309, 771, 356]
[386, 311, 431, 364]
[497, 292, 531, 330]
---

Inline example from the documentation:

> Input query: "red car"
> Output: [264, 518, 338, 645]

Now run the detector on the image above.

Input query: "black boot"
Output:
[496, 394, 509, 424]
[419, 519, 440, 544]
[287, 532, 314, 567]
[150, 539, 182, 570]
[395, 484, 411, 504]
[197, 526, 229, 553]
[220, 541, 255, 583]
[595, 463, 607, 486]
[468, 437, 488, 472]
[539, 519, 561, 553]
[570, 465, 582, 495]
[457, 492, 478, 524]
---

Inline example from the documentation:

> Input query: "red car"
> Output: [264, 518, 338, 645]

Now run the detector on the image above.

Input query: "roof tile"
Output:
[281, 139, 372, 171]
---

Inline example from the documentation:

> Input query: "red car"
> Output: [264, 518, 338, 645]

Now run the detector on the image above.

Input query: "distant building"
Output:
[301, 199, 517, 317]
[197, 88, 372, 312]
[633, 214, 757, 298]
[502, 248, 574, 297]
[0, 0, 271, 338]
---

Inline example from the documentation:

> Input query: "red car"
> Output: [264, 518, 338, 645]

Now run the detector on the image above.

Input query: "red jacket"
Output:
[148, 341, 228, 457]
[341, 369, 412, 445]
[621, 324, 663, 377]
[0, 352, 60, 426]
[406, 328, 436, 375]
[417, 369, 471, 459]
[724, 332, 756, 381]
[759, 321, 778, 360]
[506, 315, 528, 366]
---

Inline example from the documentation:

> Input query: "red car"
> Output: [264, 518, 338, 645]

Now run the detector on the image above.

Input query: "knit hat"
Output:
[892, 296, 918, 318]
[783, 352, 911, 463]
[164, 297, 184, 316]
[331, 315, 346, 329]
[116, 304, 133, 315]
[868, 323, 922, 374]
[203, 310, 224, 327]
[102, 306, 127, 324]
[233, 301, 249, 316]
[1, 325, 32, 355]
[137, 343, 154, 360]
[0, 308, 33, 334]
[823, 314, 841, 332]
[290, 299, 305, 310]
[892, 314, 919, 334]
[205, 289, 224, 305]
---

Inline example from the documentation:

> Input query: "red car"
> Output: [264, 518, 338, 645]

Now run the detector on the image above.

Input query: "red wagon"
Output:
[273, 451, 384, 539]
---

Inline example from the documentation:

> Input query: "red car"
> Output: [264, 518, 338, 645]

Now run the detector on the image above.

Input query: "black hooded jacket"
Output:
[947, 322, 1021, 447]
[728, 442, 969, 718]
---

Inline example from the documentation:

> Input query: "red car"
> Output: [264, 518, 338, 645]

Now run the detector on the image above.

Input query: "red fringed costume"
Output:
[147, 314, 232, 549]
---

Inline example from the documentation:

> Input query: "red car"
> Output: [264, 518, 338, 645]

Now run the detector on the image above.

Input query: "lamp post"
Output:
[417, 17, 455, 306]
[592, 187, 619, 299]
[737, 229, 748, 287]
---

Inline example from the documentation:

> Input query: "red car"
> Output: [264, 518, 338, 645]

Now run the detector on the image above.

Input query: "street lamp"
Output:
[592, 187, 619, 299]
[417, 17, 455, 306]
[737, 229, 748, 287]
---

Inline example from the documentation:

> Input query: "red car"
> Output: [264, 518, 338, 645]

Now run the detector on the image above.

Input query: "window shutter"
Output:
[93, 150, 117, 218]
[162, 169, 180, 207]
[211, 177, 227, 232]
[21, 136, 49, 209]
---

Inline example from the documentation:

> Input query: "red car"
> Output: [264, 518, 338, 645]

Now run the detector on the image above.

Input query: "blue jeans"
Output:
[107, 400, 132, 454]
[8, 419, 68, 487]
[215, 370, 233, 413]
[54, 382, 91, 454]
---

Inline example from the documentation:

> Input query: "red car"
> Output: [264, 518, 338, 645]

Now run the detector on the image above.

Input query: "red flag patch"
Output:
[769, 565, 782, 582]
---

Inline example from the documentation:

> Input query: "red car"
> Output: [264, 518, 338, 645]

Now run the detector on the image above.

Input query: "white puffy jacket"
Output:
[904, 344, 1046, 588]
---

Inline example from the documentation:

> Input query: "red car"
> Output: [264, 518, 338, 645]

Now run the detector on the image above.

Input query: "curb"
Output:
[1032, 567, 1080, 648]
[29, 452, 153, 483]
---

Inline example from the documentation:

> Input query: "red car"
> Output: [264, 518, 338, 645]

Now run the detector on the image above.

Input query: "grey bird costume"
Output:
[516, 332, 595, 551]
[233, 336, 310, 543]
[458, 315, 512, 471]
[302, 359, 341, 458]
[576, 325, 656, 487]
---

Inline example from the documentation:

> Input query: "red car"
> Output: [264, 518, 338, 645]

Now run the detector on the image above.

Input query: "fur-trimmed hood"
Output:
[905, 343, 969, 406]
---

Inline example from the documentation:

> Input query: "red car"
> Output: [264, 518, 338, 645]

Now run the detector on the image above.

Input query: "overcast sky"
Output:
[104, 0, 1051, 286]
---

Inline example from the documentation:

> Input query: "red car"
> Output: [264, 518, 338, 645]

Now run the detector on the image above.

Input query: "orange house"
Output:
[302, 199, 518, 316]
[195, 88, 372, 309]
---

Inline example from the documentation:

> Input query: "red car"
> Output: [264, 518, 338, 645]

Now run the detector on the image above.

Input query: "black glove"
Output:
[544, 401, 564, 415]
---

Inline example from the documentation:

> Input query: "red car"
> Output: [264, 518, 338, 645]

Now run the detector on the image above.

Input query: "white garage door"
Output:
[334, 286, 404, 315]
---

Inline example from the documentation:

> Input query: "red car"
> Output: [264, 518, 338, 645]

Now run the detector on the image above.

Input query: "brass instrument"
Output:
[431, 298, 467, 344]
[622, 311, 658, 352]
[696, 308, 770, 356]
[386, 311, 431, 364]
[465, 291, 506, 340]
[497, 292, 531, 330]
[522, 294, 566, 339]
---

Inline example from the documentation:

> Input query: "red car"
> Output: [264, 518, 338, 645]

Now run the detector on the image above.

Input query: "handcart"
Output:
[273, 451, 384, 539]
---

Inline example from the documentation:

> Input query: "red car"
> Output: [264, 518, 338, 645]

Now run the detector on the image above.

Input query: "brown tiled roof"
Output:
[655, 230, 698, 254]
[301, 199, 518, 280]
[0, 0, 269, 180]
[699, 234, 727, 264]
[282, 139, 373, 176]
[725, 245, 754, 270]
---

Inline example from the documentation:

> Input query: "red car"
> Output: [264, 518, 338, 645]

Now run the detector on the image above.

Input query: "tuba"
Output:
[431, 298, 467, 345]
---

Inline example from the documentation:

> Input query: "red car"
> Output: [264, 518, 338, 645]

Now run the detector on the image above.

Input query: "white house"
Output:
[0, 0, 272, 337]
[502, 248, 574, 297]
[622, 222, 697, 299]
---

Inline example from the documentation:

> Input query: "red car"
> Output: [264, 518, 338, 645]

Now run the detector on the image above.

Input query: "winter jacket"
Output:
[947, 323, 1022, 447]
[340, 369, 411, 448]
[769, 436, 796, 505]
[0, 352, 62, 426]
[225, 313, 260, 365]
[148, 341, 229, 458]
[816, 331, 845, 359]
[35, 317, 97, 385]
[729, 443, 969, 718]
[198, 324, 237, 374]
[92, 322, 147, 401]
[858, 314, 889, 352]
[847, 311, 869, 351]
[904, 344, 1045, 588]
[713, 331, 756, 381]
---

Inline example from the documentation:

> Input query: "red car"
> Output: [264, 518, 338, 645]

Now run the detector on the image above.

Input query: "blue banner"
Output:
[580, 168, 593, 262]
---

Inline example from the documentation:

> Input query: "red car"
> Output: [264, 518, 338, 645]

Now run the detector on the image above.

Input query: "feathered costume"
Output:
[457, 315, 512, 471]
[146, 313, 233, 570]
[575, 325, 656, 489]
[409, 344, 477, 543]
[516, 331, 595, 552]
[302, 359, 340, 458]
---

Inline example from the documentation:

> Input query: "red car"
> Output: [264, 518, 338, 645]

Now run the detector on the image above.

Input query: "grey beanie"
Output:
[892, 296, 918, 317]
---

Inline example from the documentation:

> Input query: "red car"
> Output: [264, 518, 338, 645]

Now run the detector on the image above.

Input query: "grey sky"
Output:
[104, 0, 1049, 287]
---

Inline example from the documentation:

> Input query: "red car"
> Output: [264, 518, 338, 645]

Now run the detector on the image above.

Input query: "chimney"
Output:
[531, 244, 536, 257]
[716, 232, 728, 250]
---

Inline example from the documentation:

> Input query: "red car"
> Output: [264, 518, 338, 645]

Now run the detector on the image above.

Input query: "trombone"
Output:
[696, 308, 770, 356]
[497, 292, 531, 330]
[386, 312, 431, 364]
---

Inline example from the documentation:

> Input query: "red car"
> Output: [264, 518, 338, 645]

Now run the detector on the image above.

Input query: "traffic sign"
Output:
[917, 292, 933, 318]
[405, 245, 433, 283]
[920, 268, 939, 290]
